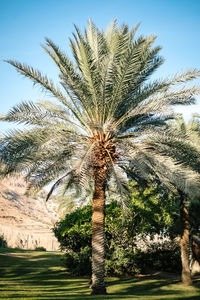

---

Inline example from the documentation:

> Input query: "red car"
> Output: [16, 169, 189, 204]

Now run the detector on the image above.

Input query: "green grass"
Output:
[0, 248, 200, 299]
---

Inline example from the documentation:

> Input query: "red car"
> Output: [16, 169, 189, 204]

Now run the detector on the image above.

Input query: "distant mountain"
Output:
[0, 176, 60, 251]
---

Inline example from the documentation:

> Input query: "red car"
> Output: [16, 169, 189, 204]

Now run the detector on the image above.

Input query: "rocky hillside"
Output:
[0, 176, 60, 251]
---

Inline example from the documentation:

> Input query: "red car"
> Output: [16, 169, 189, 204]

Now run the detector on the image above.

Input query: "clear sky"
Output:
[1, 0, 200, 133]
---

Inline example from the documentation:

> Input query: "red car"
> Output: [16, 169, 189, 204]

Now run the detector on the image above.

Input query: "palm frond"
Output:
[5, 60, 82, 120]
[2, 20, 200, 209]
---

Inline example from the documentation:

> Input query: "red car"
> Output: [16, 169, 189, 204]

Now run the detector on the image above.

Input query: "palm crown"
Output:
[1, 21, 200, 196]
[1, 20, 200, 294]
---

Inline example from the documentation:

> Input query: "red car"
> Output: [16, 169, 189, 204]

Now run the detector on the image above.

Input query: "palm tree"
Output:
[138, 116, 200, 285]
[169, 116, 200, 284]
[1, 20, 200, 294]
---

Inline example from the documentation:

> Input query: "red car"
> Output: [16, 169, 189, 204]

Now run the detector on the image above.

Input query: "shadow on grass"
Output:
[0, 249, 200, 299]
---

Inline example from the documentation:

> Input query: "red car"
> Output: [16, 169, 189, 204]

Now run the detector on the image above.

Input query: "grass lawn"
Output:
[0, 248, 200, 299]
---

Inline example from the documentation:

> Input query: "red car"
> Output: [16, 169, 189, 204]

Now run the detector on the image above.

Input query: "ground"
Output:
[0, 248, 200, 299]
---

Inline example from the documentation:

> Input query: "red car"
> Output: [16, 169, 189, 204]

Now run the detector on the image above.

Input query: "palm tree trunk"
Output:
[179, 191, 192, 285]
[91, 166, 107, 295]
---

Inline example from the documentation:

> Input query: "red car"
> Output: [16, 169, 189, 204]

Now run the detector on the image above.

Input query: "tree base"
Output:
[182, 271, 193, 286]
[181, 279, 193, 286]
[91, 286, 107, 295]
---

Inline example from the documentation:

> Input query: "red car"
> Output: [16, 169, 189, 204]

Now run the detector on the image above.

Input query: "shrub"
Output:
[138, 242, 181, 273]
[105, 246, 142, 276]
[0, 235, 7, 248]
[35, 247, 46, 251]
[62, 246, 91, 275]
[54, 202, 126, 275]
[53, 205, 92, 252]
[54, 201, 179, 276]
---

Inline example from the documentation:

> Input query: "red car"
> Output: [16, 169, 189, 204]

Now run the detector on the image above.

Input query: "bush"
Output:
[34, 247, 46, 251]
[0, 235, 7, 248]
[54, 202, 126, 275]
[54, 201, 180, 276]
[105, 246, 142, 276]
[141, 242, 181, 273]
[53, 205, 92, 252]
[62, 246, 91, 275]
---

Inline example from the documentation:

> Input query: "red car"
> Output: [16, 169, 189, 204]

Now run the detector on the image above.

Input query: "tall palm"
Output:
[1, 21, 200, 294]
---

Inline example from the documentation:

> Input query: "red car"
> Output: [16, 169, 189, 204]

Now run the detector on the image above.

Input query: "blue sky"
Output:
[1, 0, 200, 133]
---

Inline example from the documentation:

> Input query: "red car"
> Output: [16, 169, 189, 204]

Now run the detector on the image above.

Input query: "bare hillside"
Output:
[0, 176, 60, 251]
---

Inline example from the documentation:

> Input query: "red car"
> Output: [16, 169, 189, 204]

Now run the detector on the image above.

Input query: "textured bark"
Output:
[191, 237, 200, 275]
[192, 238, 200, 262]
[179, 191, 192, 285]
[91, 166, 107, 295]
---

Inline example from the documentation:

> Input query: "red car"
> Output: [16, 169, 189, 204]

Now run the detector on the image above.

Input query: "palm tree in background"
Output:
[166, 116, 200, 284]
[130, 118, 200, 285]
[1, 20, 200, 294]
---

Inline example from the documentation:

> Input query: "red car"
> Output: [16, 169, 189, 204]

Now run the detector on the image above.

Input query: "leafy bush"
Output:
[139, 242, 181, 273]
[105, 246, 142, 275]
[54, 199, 179, 276]
[53, 205, 92, 253]
[34, 247, 46, 251]
[0, 235, 7, 248]
[62, 246, 91, 275]
[105, 242, 181, 275]
[54, 202, 124, 275]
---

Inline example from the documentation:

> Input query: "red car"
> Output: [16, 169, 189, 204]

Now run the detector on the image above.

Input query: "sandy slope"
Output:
[0, 176, 59, 250]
